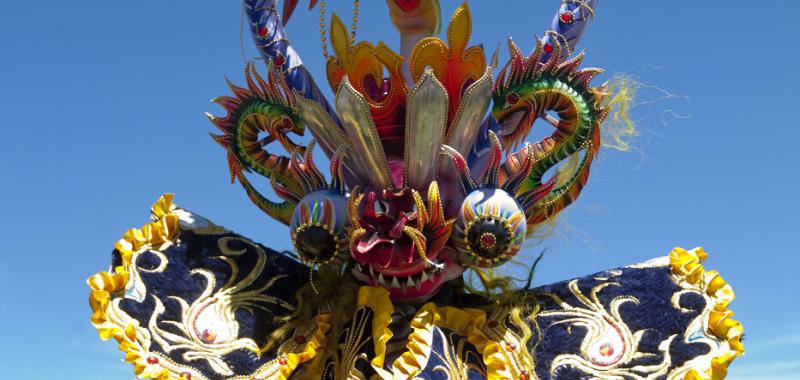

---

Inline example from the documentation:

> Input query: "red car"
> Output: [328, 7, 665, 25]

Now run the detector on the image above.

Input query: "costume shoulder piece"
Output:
[87, 1, 744, 379]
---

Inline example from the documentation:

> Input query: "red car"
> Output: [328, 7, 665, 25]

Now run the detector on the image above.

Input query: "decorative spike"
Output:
[298, 201, 311, 226]
[273, 60, 296, 108]
[321, 197, 334, 228]
[329, 147, 346, 194]
[206, 112, 232, 134]
[503, 143, 536, 194]
[521, 52, 536, 82]
[490, 42, 500, 69]
[244, 62, 259, 95]
[426, 181, 445, 229]
[227, 154, 242, 184]
[556, 52, 585, 78]
[270, 175, 302, 203]
[213, 96, 241, 113]
[210, 133, 232, 148]
[226, 78, 250, 101]
[411, 188, 428, 232]
[593, 119, 602, 156]
[440, 145, 477, 195]
[401, 225, 430, 267]
[347, 189, 364, 228]
[288, 147, 314, 195]
[507, 38, 525, 88]
[573, 67, 604, 88]
[266, 61, 284, 104]
[527, 39, 543, 77]
[302, 140, 328, 189]
[250, 63, 272, 99]
[483, 131, 503, 188]
[495, 67, 508, 93]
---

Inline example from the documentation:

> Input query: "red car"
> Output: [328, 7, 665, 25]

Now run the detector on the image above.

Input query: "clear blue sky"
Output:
[0, 1, 797, 379]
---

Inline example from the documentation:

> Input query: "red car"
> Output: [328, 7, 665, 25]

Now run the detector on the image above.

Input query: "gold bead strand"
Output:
[351, 0, 360, 39]
[319, 0, 329, 59]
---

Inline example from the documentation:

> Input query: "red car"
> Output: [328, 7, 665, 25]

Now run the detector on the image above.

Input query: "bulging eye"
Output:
[452, 188, 527, 267]
[290, 190, 349, 265]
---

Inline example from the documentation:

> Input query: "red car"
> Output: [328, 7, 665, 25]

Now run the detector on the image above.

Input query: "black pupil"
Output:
[467, 218, 511, 259]
[296, 226, 337, 262]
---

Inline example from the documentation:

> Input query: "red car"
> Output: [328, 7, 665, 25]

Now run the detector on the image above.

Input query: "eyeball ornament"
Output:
[290, 190, 349, 265]
[452, 188, 527, 267]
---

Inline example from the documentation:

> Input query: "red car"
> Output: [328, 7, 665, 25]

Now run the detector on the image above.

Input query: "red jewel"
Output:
[278, 356, 288, 366]
[274, 55, 285, 66]
[146, 356, 159, 365]
[281, 116, 293, 130]
[520, 370, 529, 380]
[480, 233, 497, 248]
[487, 320, 498, 328]
[543, 43, 554, 54]
[200, 328, 217, 343]
[560, 11, 574, 24]
[180, 372, 192, 380]
[506, 92, 520, 106]
[505, 342, 516, 352]
[258, 26, 269, 38]
[294, 335, 307, 344]
[599, 343, 615, 357]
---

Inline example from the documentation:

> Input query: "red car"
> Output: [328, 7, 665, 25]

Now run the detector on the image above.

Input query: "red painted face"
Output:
[348, 187, 465, 301]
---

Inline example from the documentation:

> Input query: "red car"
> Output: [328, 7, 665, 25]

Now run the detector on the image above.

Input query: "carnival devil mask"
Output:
[88, 1, 745, 379]
[210, 2, 605, 301]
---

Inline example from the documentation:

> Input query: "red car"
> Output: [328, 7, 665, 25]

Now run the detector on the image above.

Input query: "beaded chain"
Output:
[318, 0, 360, 59]
[351, 0, 360, 38]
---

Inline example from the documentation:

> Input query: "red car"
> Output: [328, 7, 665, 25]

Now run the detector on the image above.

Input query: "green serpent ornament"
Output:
[492, 40, 609, 226]
[208, 62, 307, 225]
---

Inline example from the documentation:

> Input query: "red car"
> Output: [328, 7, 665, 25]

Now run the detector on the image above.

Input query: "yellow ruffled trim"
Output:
[279, 312, 333, 380]
[670, 247, 744, 380]
[356, 286, 395, 369]
[114, 193, 179, 267]
[88, 194, 183, 380]
[387, 303, 516, 380]
[88, 268, 174, 379]
[353, 284, 523, 379]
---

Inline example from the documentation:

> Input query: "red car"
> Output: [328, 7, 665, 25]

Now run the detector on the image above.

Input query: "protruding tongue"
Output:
[355, 232, 392, 254]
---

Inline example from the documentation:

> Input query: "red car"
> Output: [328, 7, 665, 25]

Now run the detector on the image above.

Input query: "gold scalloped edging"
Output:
[669, 247, 744, 380]
[114, 193, 179, 267]
[88, 193, 183, 380]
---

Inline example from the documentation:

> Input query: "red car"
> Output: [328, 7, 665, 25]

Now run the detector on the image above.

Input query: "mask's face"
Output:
[348, 187, 464, 301]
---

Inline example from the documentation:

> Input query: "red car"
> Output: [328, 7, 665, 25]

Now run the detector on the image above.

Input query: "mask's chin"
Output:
[350, 249, 466, 302]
